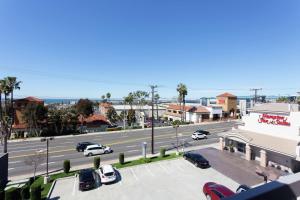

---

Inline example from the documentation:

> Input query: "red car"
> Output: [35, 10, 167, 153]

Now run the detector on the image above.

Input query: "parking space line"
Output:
[144, 165, 154, 177]
[72, 177, 77, 196]
[130, 168, 139, 181]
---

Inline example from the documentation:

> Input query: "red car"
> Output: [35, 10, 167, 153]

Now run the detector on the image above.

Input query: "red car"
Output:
[203, 182, 235, 200]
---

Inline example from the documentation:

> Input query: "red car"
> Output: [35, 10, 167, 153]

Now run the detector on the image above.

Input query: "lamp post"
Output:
[41, 137, 54, 182]
[173, 124, 179, 154]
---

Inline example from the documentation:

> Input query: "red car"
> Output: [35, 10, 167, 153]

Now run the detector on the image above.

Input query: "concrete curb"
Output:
[46, 176, 76, 199]
[8, 120, 239, 143]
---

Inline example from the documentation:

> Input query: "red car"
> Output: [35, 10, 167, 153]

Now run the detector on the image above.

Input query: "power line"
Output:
[250, 88, 262, 103]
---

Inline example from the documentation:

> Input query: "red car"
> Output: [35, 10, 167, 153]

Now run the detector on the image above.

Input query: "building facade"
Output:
[217, 92, 237, 117]
[221, 103, 300, 173]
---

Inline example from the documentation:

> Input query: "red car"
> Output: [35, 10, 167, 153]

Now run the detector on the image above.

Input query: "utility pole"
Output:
[150, 85, 157, 154]
[250, 88, 262, 103]
[41, 137, 54, 182]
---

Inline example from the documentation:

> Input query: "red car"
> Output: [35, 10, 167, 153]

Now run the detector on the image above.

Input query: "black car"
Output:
[183, 152, 210, 168]
[76, 142, 95, 152]
[195, 129, 210, 135]
[78, 169, 97, 191]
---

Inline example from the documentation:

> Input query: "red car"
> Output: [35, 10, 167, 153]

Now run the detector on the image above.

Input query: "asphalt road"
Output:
[0, 121, 236, 179]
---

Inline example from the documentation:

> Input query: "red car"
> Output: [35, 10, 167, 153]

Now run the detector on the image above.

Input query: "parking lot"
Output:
[49, 158, 239, 200]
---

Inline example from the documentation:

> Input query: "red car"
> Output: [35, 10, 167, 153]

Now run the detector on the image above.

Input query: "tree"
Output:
[127, 109, 136, 126]
[24, 151, 45, 180]
[124, 93, 134, 109]
[23, 104, 48, 137]
[106, 93, 111, 102]
[106, 107, 119, 124]
[276, 96, 289, 103]
[76, 99, 94, 117]
[101, 95, 106, 103]
[0, 76, 21, 153]
[177, 83, 188, 122]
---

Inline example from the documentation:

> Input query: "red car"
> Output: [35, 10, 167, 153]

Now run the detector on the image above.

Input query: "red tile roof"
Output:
[16, 96, 44, 103]
[217, 92, 237, 98]
[167, 104, 194, 112]
[79, 114, 109, 124]
[194, 106, 210, 113]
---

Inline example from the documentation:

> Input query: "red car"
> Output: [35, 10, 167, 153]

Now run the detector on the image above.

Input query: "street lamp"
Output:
[41, 137, 54, 181]
[173, 124, 179, 154]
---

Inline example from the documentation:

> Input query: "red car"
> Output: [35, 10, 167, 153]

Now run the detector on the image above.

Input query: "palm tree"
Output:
[176, 83, 188, 122]
[101, 95, 106, 103]
[0, 79, 5, 120]
[1, 77, 21, 153]
[124, 92, 134, 110]
[106, 93, 111, 102]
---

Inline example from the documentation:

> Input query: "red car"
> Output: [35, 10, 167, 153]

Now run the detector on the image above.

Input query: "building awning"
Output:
[223, 129, 299, 158]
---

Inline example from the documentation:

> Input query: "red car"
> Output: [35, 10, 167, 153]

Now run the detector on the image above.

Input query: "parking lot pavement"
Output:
[49, 158, 239, 200]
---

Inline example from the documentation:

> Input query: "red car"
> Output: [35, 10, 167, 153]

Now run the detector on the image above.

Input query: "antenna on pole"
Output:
[250, 88, 262, 103]
[150, 85, 158, 154]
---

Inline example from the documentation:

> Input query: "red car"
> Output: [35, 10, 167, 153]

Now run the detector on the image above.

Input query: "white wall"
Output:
[240, 112, 300, 141]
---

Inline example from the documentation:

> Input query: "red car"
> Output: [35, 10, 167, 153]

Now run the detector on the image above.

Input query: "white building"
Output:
[164, 104, 223, 123]
[221, 103, 300, 173]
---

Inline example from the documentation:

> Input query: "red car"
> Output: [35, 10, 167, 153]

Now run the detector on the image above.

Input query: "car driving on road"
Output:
[76, 142, 96, 152]
[78, 169, 98, 191]
[99, 164, 117, 184]
[191, 132, 207, 140]
[84, 144, 113, 156]
[183, 152, 210, 168]
[203, 182, 235, 200]
[195, 129, 210, 135]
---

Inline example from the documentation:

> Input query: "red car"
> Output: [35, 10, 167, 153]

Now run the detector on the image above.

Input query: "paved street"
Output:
[49, 158, 239, 200]
[0, 121, 236, 179]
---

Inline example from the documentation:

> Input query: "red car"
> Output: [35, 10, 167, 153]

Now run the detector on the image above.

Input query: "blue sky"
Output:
[0, 0, 299, 99]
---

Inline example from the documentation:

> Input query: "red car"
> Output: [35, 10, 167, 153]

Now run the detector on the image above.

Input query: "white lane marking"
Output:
[61, 142, 74, 144]
[126, 145, 136, 148]
[41, 162, 56, 166]
[9, 161, 21, 164]
[130, 168, 139, 181]
[51, 155, 64, 158]
[127, 150, 139, 153]
[144, 165, 154, 177]
[8, 168, 15, 171]
[72, 177, 77, 195]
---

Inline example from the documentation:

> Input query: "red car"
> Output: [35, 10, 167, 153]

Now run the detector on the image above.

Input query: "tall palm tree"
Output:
[2, 76, 21, 153]
[125, 92, 134, 110]
[106, 93, 111, 102]
[0, 79, 5, 120]
[101, 95, 106, 103]
[176, 83, 188, 122]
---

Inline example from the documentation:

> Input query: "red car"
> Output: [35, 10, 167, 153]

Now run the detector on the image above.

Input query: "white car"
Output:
[191, 132, 207, 140]
[99, 165, 117, 184]
[84, 144, 112, 156]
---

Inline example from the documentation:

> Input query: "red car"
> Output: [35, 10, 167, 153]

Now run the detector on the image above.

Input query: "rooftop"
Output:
[217, 92, 237, 98]
[250, 103, 299, 114]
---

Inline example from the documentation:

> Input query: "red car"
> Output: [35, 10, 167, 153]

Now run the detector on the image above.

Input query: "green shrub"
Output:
[30, 185, 41, 200]
[139, 158, 151, 163]
[5, 187, 20, 200]
[21, 184, 30, 200]
[94, 157, 101, 169]
[119, 153, 125, 165]
[229, 146, 235, 153]
[63, 160, 71, 173]
[160, 148, 166, 158]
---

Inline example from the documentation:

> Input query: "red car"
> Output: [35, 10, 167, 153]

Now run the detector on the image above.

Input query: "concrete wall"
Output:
[0, 153, 8, 188]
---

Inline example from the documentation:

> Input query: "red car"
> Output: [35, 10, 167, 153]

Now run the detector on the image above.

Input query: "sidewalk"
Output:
[7, 120, 239, 143]
[8, 143, 219, 182]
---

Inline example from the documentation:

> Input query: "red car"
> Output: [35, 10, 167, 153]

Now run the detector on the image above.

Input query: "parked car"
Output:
[183, 152, 210, 168]
[76, 142, 97, 152]
[191, 132, 207, 140]
[99, 164, 117, 184]
[203, 182, 235, 200]
[84, 144, 113, 156]
[195, 129, 210, 135]
[236, 184, 250, 193]
[78, 169, 97, 191]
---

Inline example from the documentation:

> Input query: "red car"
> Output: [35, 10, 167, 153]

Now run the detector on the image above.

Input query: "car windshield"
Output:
[104, 172, 114, 176]
[79, 171, 94, 181]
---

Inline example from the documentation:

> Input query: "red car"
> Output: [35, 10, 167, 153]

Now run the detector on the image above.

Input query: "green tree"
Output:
[127, 109, 136, 126]
[23, 104, 48, 137]
[0, 77, 21, 153]
[276, 96, 289, 103]
[106, 107, 119, 124]
[106, 93, 111, 102]
[176, 83, 188, 122]
[76, 99, 94, 117]
[101, 95, 106, 103]
[124, 93, 134, 109]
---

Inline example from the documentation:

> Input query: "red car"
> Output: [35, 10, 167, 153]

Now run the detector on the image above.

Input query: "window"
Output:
[173, 111, 177, 113]
[178, 111, 183, 114]
[212, 190, 224, 198]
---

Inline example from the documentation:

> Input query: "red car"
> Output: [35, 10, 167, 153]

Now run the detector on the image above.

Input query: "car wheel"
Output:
[88, 153, 93, 157]
[206, 194, 211, 200]
[194, 163, 199, 167]
[183, 156, 187, 160]
[104, 150, 109, 154]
